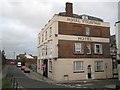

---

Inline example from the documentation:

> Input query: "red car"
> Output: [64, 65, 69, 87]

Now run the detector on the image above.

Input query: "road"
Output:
[7, 65, 117, 89]
[7, 65, 66, 89]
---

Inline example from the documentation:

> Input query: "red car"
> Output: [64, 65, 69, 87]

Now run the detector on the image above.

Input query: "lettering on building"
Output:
[78, 36, 92, 41]
[67, 17, 101, 25]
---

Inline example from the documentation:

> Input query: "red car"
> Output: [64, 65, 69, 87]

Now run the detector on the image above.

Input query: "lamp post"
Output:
[13, 52, 15, 60]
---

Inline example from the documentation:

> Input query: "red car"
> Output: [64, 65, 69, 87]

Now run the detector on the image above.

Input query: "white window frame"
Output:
[42, 34, 44, 42]
[74, 61, 84, 72]
[95, 61, 104, 72]
[45, 31, 47, 40]
[38, 37, 40, 45]
[49, 60, 52, 72]
[94, 44, 103, 54]
[49, 27, 52, 37]
[74, 43, 84, 54]
[86, 43, 91, 54]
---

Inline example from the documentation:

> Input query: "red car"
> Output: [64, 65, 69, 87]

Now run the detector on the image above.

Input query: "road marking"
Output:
[76, 84, 82, 87]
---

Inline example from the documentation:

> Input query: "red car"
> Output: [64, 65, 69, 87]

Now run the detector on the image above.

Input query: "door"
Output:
[87, 65, 92, 79]
[43, 59, 48, 77]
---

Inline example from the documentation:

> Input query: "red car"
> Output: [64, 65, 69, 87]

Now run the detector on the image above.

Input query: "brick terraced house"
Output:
[37, 2, 113, 81]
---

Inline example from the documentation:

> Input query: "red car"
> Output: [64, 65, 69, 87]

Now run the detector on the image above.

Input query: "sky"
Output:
[0, 0, 119, 59]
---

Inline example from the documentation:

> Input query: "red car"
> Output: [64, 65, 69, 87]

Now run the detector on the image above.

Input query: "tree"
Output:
[21, 57, 27, 66]
[1, 50, 6, 66]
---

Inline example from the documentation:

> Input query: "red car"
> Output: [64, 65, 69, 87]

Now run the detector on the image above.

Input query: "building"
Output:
[16, 53, 37, 71]
[115, 21, 120, 80]
[110, 35, 118, 78]
[115, 21, 120, 61]
[37, 2, 113, 81]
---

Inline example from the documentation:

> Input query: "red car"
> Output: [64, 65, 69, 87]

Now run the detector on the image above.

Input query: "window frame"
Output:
[49, 27, 52, 37]
[95, 61, 104, 72]
[49, 60, 52, 72]
[85, 27, 90, 36]
[86, 43, 91, 54]
[74, 61, 84, 73]
[94, 44, 103, 54]
[74, 43, 84, 54]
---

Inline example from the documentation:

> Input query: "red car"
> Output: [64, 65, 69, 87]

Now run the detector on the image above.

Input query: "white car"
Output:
[17, 62, 21, 67]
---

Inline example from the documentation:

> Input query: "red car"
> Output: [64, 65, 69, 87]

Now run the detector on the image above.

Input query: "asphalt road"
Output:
[7, 65, 117, 89]
[7, 65, 66, 89]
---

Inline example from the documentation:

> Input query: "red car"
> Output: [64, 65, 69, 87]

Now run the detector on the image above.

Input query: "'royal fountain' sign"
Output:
[67, 17, 101, 25]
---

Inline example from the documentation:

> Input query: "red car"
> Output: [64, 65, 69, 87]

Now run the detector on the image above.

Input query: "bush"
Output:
[28, 64, 32, 69]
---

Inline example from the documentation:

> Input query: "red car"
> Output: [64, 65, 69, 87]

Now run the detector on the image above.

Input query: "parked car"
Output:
[9, 60, 15, 65]
[17, 62, 21, 67]
[116, 80, 120, 90]
[21, 66, 26, 70]
[24, 67, 30, 73]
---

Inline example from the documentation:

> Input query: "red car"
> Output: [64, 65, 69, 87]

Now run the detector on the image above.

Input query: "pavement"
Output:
[0, 65, 9, 89]
[24, 70, 117, 89]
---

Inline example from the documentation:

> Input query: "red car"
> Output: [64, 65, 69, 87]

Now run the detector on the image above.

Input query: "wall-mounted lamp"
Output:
[55, 34, 58, 37]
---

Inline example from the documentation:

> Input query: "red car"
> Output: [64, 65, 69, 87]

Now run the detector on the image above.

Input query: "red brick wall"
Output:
[58, 40, 111, 58]
[58, 21, 110, 38]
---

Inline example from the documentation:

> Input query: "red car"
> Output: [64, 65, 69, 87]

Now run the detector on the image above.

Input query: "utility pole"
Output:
[13, 51, 15, 60]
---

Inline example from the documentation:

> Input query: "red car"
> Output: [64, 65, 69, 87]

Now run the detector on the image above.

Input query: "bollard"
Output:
[16, 82, 18, 90]
[13, 77, 15, 89]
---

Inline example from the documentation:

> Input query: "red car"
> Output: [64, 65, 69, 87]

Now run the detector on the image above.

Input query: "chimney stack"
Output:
[65, 2, 73, 17]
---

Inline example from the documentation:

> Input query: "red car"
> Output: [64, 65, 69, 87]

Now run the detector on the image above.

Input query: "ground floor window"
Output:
[74, 61, 84, 72]
[49, 60, 52, 72]
[95, 61, 104, 72]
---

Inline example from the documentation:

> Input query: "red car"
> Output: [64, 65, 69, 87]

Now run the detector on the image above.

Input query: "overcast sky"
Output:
[0, 0, 119, 59]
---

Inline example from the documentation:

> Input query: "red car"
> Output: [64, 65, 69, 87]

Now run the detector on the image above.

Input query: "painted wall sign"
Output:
[78, 36, 92, 41]
[67, 17, 101, 25]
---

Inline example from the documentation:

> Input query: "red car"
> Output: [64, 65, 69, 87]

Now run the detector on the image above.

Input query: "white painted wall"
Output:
[116, 22, 120, 60]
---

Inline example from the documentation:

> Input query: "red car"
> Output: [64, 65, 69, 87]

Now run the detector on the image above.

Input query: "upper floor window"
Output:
[38, 37, 40, 44]
[49, 27, 52, 37]
[85, 27, 90, 36]
[42, 34, 44, 42]
[45, 31, 47, 40]
[74, 43, 84, 54]
[86, 43, 91, 54]
[94, 44, 103, 54]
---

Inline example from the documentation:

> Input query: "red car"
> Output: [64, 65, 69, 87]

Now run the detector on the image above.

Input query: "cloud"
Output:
[0, 0, 119, 58]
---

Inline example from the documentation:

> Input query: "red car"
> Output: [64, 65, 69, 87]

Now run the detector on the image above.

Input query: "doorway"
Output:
[43, 59, 48, 77]
[87, 65, 92, 79]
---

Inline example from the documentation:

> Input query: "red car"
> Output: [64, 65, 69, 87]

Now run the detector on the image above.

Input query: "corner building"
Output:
[37, 2, 113, 81]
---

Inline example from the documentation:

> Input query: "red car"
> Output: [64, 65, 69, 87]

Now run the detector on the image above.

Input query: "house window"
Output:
[74, 61, 84, 72]
[49, 27, 52, 37]
[42, 48, 44, 56]
[85, 27, 90, 36]
[74, 43, 84, 54]
[45, 45, 47, 55]
[94, 44, 103, 54]
[95, 61, 104, 72]
[38, 37, 40, 44]
[49, 41, 52, 55]
[49, 60, 52, 72]
[45, 31, 47, 40]
[86, 43, 91, 54]
[42, 34, 44, 42]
